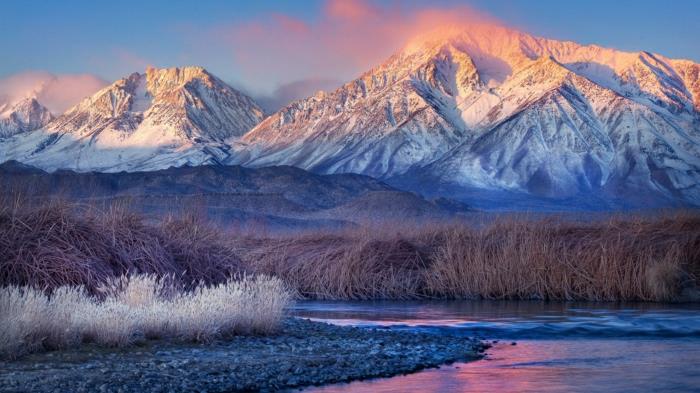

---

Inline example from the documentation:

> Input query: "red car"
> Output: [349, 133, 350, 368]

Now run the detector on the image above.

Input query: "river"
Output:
[292, 300, 700, 393]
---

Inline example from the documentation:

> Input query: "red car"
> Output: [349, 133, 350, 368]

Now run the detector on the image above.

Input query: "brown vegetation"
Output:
[0, 198, 242, 293]
[1, 199, 699, 302]
[237, 215, 700, 302]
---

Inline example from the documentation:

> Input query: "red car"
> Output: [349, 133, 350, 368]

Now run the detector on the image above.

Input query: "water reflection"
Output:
[295, 301, 700, 393]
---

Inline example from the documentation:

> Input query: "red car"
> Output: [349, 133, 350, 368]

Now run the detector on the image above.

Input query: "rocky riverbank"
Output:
[0, 318, 485, 392]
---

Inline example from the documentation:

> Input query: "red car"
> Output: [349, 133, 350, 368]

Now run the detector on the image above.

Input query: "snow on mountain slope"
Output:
[233, 24, 700, 206]
[400, 57, 700, 202]
[672, 60, 700, 111]
[0, 66, 263, 172]
[1, 24, 698, 208]
[0, 97, 53, 138]
[230, 43, 481, 178]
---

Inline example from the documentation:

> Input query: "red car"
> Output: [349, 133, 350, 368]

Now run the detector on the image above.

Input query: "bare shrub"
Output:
[0, 200, 242, 293]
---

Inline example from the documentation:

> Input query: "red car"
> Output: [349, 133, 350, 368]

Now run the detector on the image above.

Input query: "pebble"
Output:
[0, 318, 485, 393]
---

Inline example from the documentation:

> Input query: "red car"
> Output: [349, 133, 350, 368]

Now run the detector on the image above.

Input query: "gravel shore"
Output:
[0, 318, 484, 392]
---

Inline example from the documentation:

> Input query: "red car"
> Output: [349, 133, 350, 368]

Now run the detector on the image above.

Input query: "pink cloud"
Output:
[325, 0, 378, 21]
[272, 14, 311, 35]
[0, 71, 108, 114]
[208, 0, 500, 93]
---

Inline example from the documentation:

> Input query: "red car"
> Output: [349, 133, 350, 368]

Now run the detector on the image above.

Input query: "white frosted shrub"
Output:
[0, 275, 291, 359]
[0, 286, 50, 357]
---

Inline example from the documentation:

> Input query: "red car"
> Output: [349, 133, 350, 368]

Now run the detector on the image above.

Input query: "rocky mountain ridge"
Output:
[0, 97, 53, 138]
[1, 25, 699, 208]
[0, 66, 263, 172]
[231, 25, 700, 207]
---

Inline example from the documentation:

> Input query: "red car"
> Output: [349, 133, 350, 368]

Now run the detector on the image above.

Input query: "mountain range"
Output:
[1, 24, 699, 209]
[0, 66, 263, 172]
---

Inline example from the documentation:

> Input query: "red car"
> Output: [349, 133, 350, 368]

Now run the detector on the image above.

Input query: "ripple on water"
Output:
[294, 300, 700, 393]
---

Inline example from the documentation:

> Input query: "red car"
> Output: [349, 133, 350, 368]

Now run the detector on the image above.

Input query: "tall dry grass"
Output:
[1, 197, 698, 302]
[0, 274, 290, 359]
[0, 198, 242, 293]
[237, 215, 700, 301]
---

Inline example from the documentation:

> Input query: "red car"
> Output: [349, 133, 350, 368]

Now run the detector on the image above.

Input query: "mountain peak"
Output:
[2, 29, 700, 208]
[146, 65, 207, 76]
[1, 66, 263, 172]
[48, 65, 262, 138]
[145, 66, 218, 94]
[234, 25, 700, 207]
[0, 97, 53, 138]
[402, 23, 510, 54]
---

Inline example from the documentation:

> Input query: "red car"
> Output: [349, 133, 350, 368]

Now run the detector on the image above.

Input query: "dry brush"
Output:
[1, 199, 699, 303]
[237, 215, 700, 301]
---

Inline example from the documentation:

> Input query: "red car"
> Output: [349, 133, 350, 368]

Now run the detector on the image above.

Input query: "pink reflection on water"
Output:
[308, 340, 700, 393]
[296, 301, 700, 392]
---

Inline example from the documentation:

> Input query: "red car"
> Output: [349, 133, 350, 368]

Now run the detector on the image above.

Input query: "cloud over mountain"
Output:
[209, 0, 498, 93]
[0, 71, 107, 114]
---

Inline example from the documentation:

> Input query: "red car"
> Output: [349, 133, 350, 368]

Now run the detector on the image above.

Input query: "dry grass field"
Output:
[1, 198, 698, 303]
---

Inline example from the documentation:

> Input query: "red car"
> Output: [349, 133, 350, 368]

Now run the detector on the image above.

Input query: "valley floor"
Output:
[1, 199, 697, 391]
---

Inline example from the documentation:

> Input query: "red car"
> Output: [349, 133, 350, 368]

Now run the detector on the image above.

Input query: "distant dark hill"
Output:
[0, 161, 472, 230]
[310, 190, 468, 222]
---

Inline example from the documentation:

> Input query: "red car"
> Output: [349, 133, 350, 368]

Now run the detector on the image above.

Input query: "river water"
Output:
[292, 300, 700, 393]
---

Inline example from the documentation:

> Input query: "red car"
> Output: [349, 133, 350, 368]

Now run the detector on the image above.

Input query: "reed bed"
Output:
[0, 199, 242, 293]
[0, 274, 290, 359]
[1, 199, 698, 302]
[238, 215, 700, 301]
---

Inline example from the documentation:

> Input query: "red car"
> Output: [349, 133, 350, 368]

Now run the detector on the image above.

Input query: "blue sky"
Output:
[1, 0, 698, 100]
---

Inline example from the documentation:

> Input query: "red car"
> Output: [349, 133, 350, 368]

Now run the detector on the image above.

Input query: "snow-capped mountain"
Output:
[230, 38, 475, 178]
[0, 66, 263, 172]
[1, 25, 699, 208]
[231, 24, 700, 207]
[0, 97, 53, 138]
